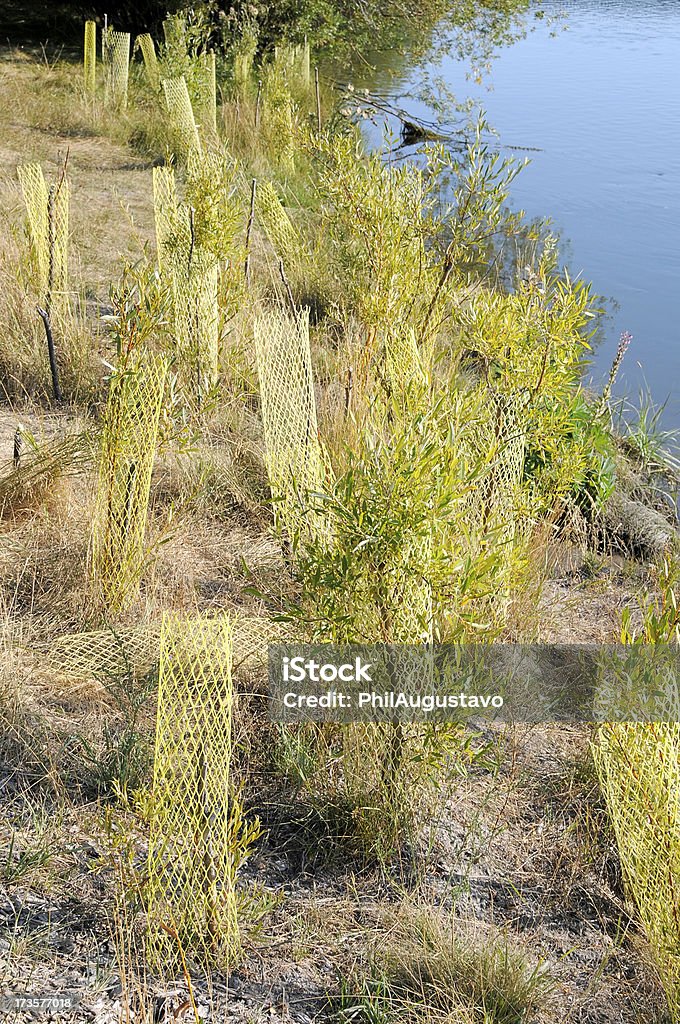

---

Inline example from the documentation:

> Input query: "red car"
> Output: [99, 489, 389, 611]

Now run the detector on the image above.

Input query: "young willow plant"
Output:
[314, 124, 524, 357]
[279, 390, 517, 863]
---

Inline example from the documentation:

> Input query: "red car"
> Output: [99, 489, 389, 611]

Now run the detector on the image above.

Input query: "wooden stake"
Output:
[315, 66, 321, 133]
[36, 306, 63, 402]
[244, 178, 257, 285]
[278, 258, 296, 315]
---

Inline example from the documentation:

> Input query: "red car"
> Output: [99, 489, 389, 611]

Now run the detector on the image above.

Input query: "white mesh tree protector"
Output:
[162, 76, 202, 159]
[84, 20, 97, 97]
[254, 308, 326, 544]
[136, 32, 160, 91]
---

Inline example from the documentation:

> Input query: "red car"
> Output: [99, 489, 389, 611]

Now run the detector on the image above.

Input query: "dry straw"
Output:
[91, 355, 169, 614]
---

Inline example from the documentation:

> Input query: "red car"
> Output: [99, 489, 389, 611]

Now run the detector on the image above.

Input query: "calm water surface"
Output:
[362, 0, 680, 426]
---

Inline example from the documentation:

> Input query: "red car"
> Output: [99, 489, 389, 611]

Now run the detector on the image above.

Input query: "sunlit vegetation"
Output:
[0, 3, 678, 1020]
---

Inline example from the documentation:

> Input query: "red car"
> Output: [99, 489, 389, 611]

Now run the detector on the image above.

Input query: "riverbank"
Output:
[0, 16, 678, 1024]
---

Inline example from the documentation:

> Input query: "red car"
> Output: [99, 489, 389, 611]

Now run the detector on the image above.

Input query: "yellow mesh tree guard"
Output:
[474, 390, 526, 536]
[255, 180, 305, 276]
[232, 22, 257, 95]
[262, 75, 295, 173]
[103, 30, 130, 108]
[17, 163, 69, 312]
[152, 165, 178, 272]
[194, 50, 217, 135]
[274, 41, 311, 90]
[171, 245, 219, 401]
[30, 616, 285, 688]
[84, 20, 96, 97]
[17, 162, 48, 293]
[461, 388, 527, 624]
[33, 625, 160, 685]
[91, 355, 169, 614]
[147, 613, 241, 969]
[153, 163, 219, 400]
[384, 327, 427, 398]
[162, 76, 201, 158]
[254, 308, 326, 543]
[593, 723, 680, 1019]
[136, 32, 160, 91]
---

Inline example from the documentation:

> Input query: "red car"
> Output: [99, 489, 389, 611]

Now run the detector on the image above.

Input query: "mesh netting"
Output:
[194, 50, 217, 135]
[31, 615, 285, 687]
[255, 180, 305, 276]
[593, 723, 680, 1018]
[171, 247, 219, 400]
[233, 52, 252, 94]
[17, 162, 48, 293]
[47, 180, 70, 313]
[17, 163, 69, 311]
[34, 625, 160, 685]
[103, 30, 130, 108]
[463, 388, 526, 554]
[84, 21, 97, 96]
[274, 41, 311, 90]
[153, 164, 220, 400]
[147, 613, 240, 969]
[261, 75, 295, 173]
[254, 308, 326, 543]
[152, 166, 178, 272]
[464, 388, 527, 620]
[136, 32, 160, 91]
[162, 76, 201, 158]
[91, 355, 169, 614]
[384, 327, 427, 396]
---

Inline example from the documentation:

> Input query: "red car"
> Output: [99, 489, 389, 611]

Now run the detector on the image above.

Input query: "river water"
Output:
[359, 0, 680, 428]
